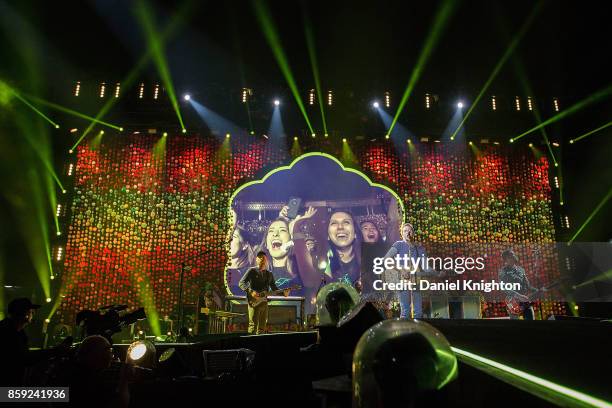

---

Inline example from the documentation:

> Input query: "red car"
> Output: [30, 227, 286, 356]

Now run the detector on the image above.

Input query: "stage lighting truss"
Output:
[308, 89, 315, 106]
[327, 90, 333, 106]
[491, 96, 497, 111]
[139, 83, 145, 99]
[99, 82, 106, 98]
[74, 81, 81, 97]
[384, 91, 390, 108]
[515, 96, 521, 111]
[154, 84, 160, 100]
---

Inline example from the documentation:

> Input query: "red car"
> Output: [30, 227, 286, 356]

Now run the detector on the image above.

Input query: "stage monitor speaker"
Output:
[202, 348, 255, 379]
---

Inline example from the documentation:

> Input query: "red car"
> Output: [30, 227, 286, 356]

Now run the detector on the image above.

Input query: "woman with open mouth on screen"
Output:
[258, 205, 317, 292]
[325, 210, 362, 287]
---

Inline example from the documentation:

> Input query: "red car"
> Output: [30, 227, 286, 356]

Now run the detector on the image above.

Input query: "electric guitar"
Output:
[246, 285, 301, 307]
[505, 279, 565, 315]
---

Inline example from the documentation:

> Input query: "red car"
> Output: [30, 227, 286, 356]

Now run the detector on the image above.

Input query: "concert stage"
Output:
[108, 319, 611, 407]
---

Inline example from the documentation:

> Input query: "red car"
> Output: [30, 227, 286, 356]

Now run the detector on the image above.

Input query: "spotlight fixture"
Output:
[469, 141, 473, 145]
[384, 91, 390, 108]
[457, 102, 464, 109]
[569, 139, 574, 144]
[163, 132, 168, 137]
[529, 143, 533, 147]
[126, 340, 157, 368]
[342, 138, 347, 142]
[324, 133, 329, 137]
[327, 90, 333, 106]
[56, 231, 61, 236]
[407, 139, 412, 143]
[311, 133, 316, 138]
[45, 318, 50, 323]
[294, 136, 298, 141]
[55, 125, 60, 129]
[183, 94, 191, 101]
[274, 99, 280, 106]
[372, 101, 380, 108]
[308, 89, 315, 106]
[74, 81, 81, 97]
[182, 129, 187, 134]
[250, 130, 255, 135]
[226, 133, 231, 138]
[46, 298, 51, 303]
[385, 134, 390, 139]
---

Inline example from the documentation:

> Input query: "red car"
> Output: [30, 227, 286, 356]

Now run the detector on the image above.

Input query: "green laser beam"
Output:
[450, 1, 544, 140]
[11, 90, 60, 128]
[569, 187, 612, 243]
[452, 347, 611, 408]
[573, 269, 612, 289]
[389, 0, 457, 136]
[304, 13, 327, 135]
[252, 0, 314, 134]
[512, 84, 612, 142]
[24, 94, 122, 130]
[570, 120, 612, 144]
[135, 0, 185, 130]
[77, 1, 196, 147]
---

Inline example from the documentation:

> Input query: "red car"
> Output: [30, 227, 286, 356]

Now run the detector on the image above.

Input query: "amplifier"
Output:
[230, 303, 298, 325]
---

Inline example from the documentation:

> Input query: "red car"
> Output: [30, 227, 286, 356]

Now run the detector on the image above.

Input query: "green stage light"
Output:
[135, 0, 185, 132]
[253, 0, 314, 134]
[304, 11, 328, 135]
[388, 0, 457, 136]
[512, 85, 612, 143]
[450, 1, 544, 141]
[570, 120, 612, 144]
[568, 187, 612, 243]
[25, 94, 121, 130]
[78, 1, 196, 149]
[10, 90, 61, 129]
[452, 347, 611, 408]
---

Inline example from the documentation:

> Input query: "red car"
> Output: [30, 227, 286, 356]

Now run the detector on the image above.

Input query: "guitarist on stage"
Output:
[499, 249, 536, 320]
[239, 251, 290, 334]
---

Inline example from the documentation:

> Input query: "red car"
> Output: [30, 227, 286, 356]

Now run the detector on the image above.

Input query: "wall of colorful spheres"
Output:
[55, 133, 566, 330]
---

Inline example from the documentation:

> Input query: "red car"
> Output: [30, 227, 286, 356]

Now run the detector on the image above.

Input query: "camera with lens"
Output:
[76, 305, 146, 341]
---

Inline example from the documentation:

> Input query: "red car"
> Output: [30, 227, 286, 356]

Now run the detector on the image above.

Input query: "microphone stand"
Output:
[176, 249, 219, 343]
